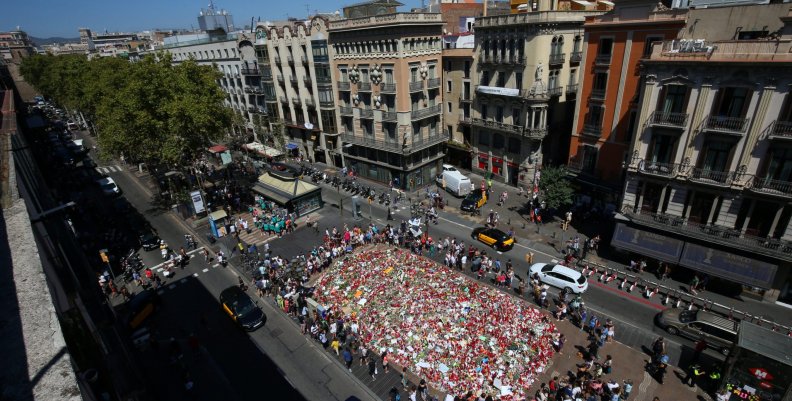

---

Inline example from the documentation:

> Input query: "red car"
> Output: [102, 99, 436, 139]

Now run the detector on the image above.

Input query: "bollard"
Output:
[675, 297, 682, 309]
[619, 278, 626, 290]
[628, 281, 636, 292]
[663, 293, 670, 305]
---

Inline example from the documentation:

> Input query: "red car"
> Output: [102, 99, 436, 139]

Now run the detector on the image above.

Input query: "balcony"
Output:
[292, 97, 301, 106]
[341, 133, 402, 153]
[305, 98, 315, 108]
[303, 76, 313, 86]
[274, 56, 281, 64]
[566, 84, 579, 94]
[649, 111, 689, 128]
[319, 100, 335, 108]
[547, 86, 562, 97]
[261, 71, 273, 81]
[590, 88, 606, 100]
[470, 118, 524, 136]
[427, 78, 441, 89]
[478, 54, 496, 65]
[747, 175, 792, 199]
[582, 122, 602, 137]
[338, 81, 351, 91]
[767, 120, 792, 140]
[279, 96, 287, 103]
[637, 160, 680, 177]
[316, 75, 332, 85]
[277, 75, 284, 84]
[301, 56, 308, 65]
[687, 167, 733, 186]
[382, 111, 397, 122]
[358, 82, 372, 91]
[524, 126, 548, 139]
[381, 83, 396, 93]
[241, 67, 259, 76]
[570, 51, 582, 64]
[410, 134, 447, 151]
[359, 108, 374, 119]
[411, 104, 442, 120]
[287, 55, 294, 64]
[509, 55, 525, 65]
[548, 53, 566, 66]
[594, 54, 611, 66]
[702, 115, 750, 135]
[339, 106, 354, 116]
[460, 94, 473, 103]
[623, 209, 792, 261]
[409, 81, 424, 92]
[289, 76, 298, 86]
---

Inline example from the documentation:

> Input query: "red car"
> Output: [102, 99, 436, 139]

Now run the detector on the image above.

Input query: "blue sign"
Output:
[610, 223, 684, 263]
[680, 243, 777, 289]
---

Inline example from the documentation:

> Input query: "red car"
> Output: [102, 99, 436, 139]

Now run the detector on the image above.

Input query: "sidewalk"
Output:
[308, 161, 792, 330]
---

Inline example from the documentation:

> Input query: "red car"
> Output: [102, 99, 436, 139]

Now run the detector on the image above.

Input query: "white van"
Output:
[436, 164, 471, 197]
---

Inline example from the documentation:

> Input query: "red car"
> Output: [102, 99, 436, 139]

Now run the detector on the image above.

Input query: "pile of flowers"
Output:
[313, 247, 556, 399]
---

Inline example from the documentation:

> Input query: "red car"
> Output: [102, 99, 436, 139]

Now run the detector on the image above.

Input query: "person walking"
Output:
[651, 337, 666, 362]
[342, 348, 353, 372]
[368, 358, 377, 381]
[691, 338, 707, 364]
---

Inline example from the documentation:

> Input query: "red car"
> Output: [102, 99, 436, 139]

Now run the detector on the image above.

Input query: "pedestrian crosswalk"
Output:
[96, 164, 124, 174]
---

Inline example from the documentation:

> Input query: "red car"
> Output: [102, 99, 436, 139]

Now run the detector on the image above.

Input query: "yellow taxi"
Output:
[471, 227, 515, 251]
[220, 286, 266, 331]
[460, 189, 488, 212]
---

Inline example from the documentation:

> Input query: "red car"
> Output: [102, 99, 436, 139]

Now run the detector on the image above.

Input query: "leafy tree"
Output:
[538, 165, 574, 210]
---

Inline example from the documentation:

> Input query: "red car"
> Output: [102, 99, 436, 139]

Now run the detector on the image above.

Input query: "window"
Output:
[319, 90, 334, 103]
[659, 85, 688, 113]
[447, 80, 452, 92]
[384, 68, 394, 84]
[698, 140, 733, 172]
[478, 131, 490, 146]
[512, 108, 521, 126]
[508, 137, 521, 154]
[464, 60, 471, 78]
[714, 87, 751, 118]
[362, 120, 373, 136]
[481, 70, 490, 86]
[582, 146, 598, 172]
[497, 72, 505, 87]
[573, 36, 582, 53]
[548, 71, 559, 90]
[445, 60, 452, 72]
[625, 110, 637, 143]
[764, 148, 792, 181]
[587, 104, 604, 126]
[648, 134, 676, 164]
[428, 65, 436, 79]
[599, 38, 613, 56]
[321, 110, 337, 133]
[493, 133, 504, 149]
[496, 106, 504, 123]
[481, 104, 488, 120]
[447, 102, 453, 113]
[592, 72, 608, 94]
[384, 122, 397, 141]
[340, 67, 349, 82]
[516, 72, 523, 91]
[343, 116, 354, 133]
[411, 67, 419, 82]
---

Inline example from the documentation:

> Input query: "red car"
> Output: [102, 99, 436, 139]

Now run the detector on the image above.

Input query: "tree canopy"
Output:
[538, 165, 575, 210]
[20, 52, 232, 166]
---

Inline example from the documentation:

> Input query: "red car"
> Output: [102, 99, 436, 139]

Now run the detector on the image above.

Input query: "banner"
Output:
[680, 243, 777, 289]
[476, 85, 520, 97]
[610, 223, 684, 263]
[190, 190, 206, 214]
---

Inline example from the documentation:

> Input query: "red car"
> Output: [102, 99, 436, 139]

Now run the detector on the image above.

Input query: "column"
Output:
[684, 81, 711, 162]
[737, 80, 775, 177]
[740, 199, 756, 235]
[706, 195, 720, 224]
[682, 190, 695, 220]
[767, 204, 784, 238]
[635, 180, 646, 213]
[658, 185, 668, 213]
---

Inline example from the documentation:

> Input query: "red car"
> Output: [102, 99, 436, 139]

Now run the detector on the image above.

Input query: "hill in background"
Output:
[30, 36, 80, 46]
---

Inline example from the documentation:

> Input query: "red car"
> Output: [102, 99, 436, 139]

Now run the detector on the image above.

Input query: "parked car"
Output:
[220, 286, 266, 331]
[96, 177, 121, 196]
[655, 309, 737, 355]
[125, 289, 161, 330]
[139, 231, 161, 251]
[528, 263, 589, 294]
[471, 227, 515, 251]
[460, 188, 488, 212]
[436, 164, 472, 197]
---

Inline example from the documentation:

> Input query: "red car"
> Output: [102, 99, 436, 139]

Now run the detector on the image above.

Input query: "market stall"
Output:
[250, 171, 323, 217]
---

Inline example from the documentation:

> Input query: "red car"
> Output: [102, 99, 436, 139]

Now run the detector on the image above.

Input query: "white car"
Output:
[96, 177, 121, 196]
[528, 263, 588, 294]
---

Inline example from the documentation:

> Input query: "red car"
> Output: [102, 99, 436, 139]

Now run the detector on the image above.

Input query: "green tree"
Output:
[538, 165, 575, 210]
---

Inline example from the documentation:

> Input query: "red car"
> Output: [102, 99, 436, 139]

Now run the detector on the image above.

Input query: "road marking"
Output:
[203, 268, 209, 273]
[146, 247, 205, 270]
[592, 281, 665, 311]
[212, 264, 220, 268]
[193, 273, 199, 277]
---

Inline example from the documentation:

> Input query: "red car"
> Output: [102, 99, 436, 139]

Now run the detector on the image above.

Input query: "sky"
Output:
[3, 0, 424, 39]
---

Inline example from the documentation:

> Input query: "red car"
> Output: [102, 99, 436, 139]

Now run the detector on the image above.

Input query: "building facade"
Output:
[467, 7, 605, 188]
[617, 10, 792, 304]
[567, 0, 686, 203]
[257, 17, 342, 167]
[0, 30, 36, 62]
[328, 12, 446, 189]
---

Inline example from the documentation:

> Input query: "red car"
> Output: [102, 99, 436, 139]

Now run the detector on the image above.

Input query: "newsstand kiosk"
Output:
[721, 321, 792, 401]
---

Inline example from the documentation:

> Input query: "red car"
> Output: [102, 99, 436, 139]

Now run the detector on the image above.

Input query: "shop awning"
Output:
[251, 184, 291, 204]
[679, 243, 777, 289]
[286, 143, 299, 150]
[572, 0, 595, 5]
[598, 0, 615, 5]
[610, 223, 684, 264]
[208, 145, 228, 154]
[208, 209, 227, 221]
[243, 142, 284, 158]
[251, 172, 321, 206]
[738, 321, 792, 366]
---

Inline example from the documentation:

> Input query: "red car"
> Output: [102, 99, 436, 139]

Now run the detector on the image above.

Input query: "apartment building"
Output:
[257, 17, 342, 167]
[466, 4, 606, 187]
[0, 30, 36, 62]
[328, 12, 446, 189]
[567, 0, 686, 202]
[440, 2, 481, 169]
[616, 7, 792, 304]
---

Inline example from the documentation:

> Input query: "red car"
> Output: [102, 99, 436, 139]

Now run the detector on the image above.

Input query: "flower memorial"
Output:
[313, 247, 557, 399]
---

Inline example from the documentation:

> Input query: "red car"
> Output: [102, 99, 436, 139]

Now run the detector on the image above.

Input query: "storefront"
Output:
[610, 222, 782, 299]
[721, 322, 792, 401]
[250, 171, 323, 217]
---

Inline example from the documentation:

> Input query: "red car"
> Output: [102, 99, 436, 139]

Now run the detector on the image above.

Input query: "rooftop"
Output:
[328, 12, 443, 31]
[475, 10, 605, 28]
[646, 39, 792, 63]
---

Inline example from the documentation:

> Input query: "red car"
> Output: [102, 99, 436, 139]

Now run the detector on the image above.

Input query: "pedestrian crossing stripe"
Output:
[96, 165, 122, 174]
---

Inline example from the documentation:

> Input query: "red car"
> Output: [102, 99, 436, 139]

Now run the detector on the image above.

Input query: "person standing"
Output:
[368, 358, 377, 381]
[651, 337, 666, 362]
[691, 339, 707, 364]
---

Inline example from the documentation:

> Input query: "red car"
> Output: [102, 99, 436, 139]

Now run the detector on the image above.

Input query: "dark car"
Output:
[471, 227, 515, 251]
[220, 286, 266, 331]
[139, 231, 161, 251]
[460, 189, 488, 212]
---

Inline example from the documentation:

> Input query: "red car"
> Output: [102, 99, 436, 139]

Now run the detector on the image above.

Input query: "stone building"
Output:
[466, 5, 605, 188]
[329, 12, 446, 189]
[616, 6, 792, 304]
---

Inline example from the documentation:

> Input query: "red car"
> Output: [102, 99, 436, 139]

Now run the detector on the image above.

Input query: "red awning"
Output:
[208, 145, 228, 154]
